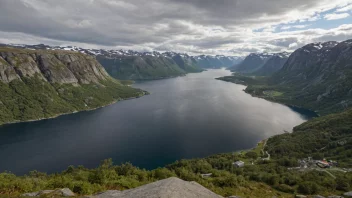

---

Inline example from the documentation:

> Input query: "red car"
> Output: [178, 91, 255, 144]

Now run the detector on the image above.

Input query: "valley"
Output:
[0, 39, 352, 197]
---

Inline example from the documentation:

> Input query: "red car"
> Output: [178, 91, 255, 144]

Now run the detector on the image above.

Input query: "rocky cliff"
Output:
[0, 48, 111, 84]
[0, 47, 145, 125]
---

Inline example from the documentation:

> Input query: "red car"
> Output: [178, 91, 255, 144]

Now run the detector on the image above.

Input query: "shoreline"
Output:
[121, 69, 205, 82]
[216, 77, 320, 117]
[242, 89, 320, 117]
[0, 91, 149, 127]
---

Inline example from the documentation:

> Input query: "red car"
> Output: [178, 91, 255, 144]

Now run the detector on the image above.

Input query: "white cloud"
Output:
[1, 0, 352, 56]
[288, 43, 298, 48]
[336, 4, 352, 12]
[324, 13, 350, 20]
[281, 25, 310, 30]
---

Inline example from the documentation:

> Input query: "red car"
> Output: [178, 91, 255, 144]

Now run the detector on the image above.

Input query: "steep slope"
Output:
[163, 52, 203, 73]
[220, 40, 352, 115]
[97, 53, 186, 80]
[269, 40, 351, 114]
[230, 53, 273, 73]
[0, 47, 145, 125]
[251, 52, 289, 76]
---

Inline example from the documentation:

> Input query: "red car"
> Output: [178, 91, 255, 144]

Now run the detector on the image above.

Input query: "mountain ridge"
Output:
[0, 47, 146, 125]
[218, 39, 352, 115]
[1, 44, 242, 80]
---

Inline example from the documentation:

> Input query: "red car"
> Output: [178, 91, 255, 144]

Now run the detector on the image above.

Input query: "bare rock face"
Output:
[0, 47, 111, 85]
[36, 53, 78, 84]
[55, 53, 111, 84]
[92, 177, 223, 198]
[0, 56, 20, 83]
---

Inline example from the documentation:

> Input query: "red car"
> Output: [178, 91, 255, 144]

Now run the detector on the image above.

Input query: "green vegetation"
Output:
[97, 55, 203, 80]
[218, 66, 352, 115]
[267, 108, 352, 167]
[0, 76, 146, 126]
[97, 56, 186, 80]
[1, 108, 351, 197]
[217, 73, 334, 115]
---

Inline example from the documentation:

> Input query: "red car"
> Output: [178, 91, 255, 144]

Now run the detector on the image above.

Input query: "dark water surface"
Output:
[0, 69, 316, 175]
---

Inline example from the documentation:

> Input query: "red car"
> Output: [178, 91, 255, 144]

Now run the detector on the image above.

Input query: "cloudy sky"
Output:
[0, 0, 352, 56]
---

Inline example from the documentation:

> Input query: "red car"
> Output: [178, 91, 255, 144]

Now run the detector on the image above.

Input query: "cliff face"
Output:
[0, 47, 145, 125]
[0, 49, 111, 84]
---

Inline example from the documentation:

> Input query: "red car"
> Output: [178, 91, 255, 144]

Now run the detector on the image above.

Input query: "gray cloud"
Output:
[0, 0, 351, 55]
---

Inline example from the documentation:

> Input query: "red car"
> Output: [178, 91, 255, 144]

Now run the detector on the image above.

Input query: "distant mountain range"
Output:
[229, 52, 290, 75]
[0, 44, 242, 80]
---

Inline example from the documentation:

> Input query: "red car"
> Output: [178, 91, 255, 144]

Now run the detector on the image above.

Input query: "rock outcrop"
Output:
[0, 48, 111, 84]
[91, 177, 223, 198]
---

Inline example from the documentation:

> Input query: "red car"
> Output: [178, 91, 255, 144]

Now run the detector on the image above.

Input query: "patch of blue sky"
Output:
[272, 8, 351, 33]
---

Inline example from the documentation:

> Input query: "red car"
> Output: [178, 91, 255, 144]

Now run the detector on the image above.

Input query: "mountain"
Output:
[195, 55, 243, 69]
[251, 52, 289, 76]
[2, 44, 239, 80]
[2, 44, 243, 79]
[269, 40, 351, 114]
[96, 51, 188, 80]
[219, 39, 352, 115]
[229, 53, 274, 73]
[163, 52, 202, 72]
[0, 47, 146, 125]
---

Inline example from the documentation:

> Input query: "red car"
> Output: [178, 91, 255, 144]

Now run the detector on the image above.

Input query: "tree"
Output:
[245, 151, 258, 159]
[298, 181, 320, 194]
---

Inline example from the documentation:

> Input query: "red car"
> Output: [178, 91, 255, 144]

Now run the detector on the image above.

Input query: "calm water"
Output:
[0, 69, 316, 175]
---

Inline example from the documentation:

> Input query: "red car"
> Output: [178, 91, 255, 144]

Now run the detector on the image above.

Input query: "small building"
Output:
[233, 161, 245, 168]
[316, 160, 330, 168]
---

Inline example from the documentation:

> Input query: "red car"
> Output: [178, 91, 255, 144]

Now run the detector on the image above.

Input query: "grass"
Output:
[263, 90, 284, 97]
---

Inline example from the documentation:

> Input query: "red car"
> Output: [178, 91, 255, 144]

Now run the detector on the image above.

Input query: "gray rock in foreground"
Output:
[92, 177, 223, 198]
[344, 192, 352, 197]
